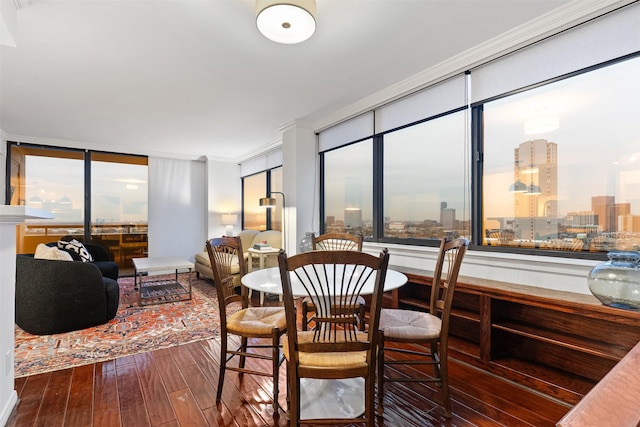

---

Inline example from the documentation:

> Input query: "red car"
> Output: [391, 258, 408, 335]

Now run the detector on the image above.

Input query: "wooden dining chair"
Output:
[278, 248, 390, 426]
[311, 232, 363, 251]
[301, 232, 365, 331]
[376, 238, 468, 418]
[206, 236, 287, 412]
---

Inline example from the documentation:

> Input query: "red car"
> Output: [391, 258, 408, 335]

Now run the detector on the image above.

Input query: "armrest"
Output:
[85, 243, 113, 262]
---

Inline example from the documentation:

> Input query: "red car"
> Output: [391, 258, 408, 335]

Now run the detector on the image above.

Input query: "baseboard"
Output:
[0, 390, 18, 426]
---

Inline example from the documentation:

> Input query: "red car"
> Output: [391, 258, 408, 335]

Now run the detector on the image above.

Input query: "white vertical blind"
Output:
[471, 2, 640, 103]
[240, 148, 283, 177]
[374, 74, 467, 134]
[148, 157, 206, 262]
[318, 112, 374, 153]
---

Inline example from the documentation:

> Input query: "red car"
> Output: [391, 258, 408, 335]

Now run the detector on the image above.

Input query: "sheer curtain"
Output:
[148, 157, 206, 262]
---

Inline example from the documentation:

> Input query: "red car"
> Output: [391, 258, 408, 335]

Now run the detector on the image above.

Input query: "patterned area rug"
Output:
[14, 273, 220, 378]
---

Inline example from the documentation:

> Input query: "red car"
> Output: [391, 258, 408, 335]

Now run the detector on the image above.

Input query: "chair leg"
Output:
[365, 375, 374, 426]
[239, 336, 248, 369]
[358, 305, 366, 331]
[285, 361, 291, 418]
[376, 332, 385, 416]
[289, 365, 300, 427]
[438, 345, 451, 418]
[217, 334, 227, 403]
[271, 328, 280, 413]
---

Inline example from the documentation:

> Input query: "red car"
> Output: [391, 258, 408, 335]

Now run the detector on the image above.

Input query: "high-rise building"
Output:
[344, 208, 362, 230]
[440, 201, 456, 229]
[591, 197, 631, 233]
[513, 139, 558, 240]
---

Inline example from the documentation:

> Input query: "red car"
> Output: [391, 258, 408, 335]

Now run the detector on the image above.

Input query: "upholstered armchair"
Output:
[15, 254, 120, 335]
[194, 229, 283, 283]
[46, 241, 119, 281]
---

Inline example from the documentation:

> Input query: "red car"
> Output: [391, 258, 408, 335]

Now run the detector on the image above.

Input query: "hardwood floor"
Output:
[8, 334, 570, 427]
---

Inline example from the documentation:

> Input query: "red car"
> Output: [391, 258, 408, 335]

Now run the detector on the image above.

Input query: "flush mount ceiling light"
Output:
[256, 0, 316, 44]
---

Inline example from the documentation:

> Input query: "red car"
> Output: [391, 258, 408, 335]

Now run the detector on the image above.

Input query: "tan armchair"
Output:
[194, 229, 283, 284]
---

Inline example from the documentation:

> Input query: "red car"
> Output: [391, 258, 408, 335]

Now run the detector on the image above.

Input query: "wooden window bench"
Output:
[384, 266, 640, 408]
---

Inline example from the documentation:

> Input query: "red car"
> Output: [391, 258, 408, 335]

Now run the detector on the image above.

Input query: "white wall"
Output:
[0, 220, 19, 425]
[0, 138, 18, 424]
[363, 242, 597, 295]
[281, 121, 317, 254]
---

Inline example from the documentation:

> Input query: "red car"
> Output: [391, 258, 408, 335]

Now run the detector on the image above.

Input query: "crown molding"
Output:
[4, 134, 207, 161]
[310, 0, 635, 133]
[235, 138, 282, 164]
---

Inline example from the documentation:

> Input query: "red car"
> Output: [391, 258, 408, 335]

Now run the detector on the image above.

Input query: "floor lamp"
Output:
[259, 191, 286, 251]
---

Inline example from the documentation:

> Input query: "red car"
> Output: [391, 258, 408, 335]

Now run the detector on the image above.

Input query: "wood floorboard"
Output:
[92, 361, 121, 427]
[7, 338, 569, 427]
[64, 364, 94, 427]
[8, 334, 571, 427]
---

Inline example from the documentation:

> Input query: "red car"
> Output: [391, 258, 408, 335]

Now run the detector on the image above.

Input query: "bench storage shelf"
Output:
[387, 266, 640, 406]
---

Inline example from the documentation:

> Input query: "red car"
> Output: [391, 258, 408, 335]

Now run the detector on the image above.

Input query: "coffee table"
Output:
[132, 257, 194, 306]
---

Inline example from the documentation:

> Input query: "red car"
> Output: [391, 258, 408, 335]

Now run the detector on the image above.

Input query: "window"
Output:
[7, 143, 148, 267]
[321, 55, 639, 257]
[384, 111, 469, 242]
[243, 172, 267, 230]
[242, 167, 283, 231]
[91, 152, 148, 265]
[480, 56, 640, 254]
[322, 140, 373, 238]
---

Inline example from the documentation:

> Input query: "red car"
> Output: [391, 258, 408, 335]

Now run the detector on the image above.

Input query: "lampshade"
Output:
[259, 197, 277, 207]
[256, 0, 316, 44]
[523, 183, 542, 195]
[221, 214, 237, 225]
[508, 180, 527, 193]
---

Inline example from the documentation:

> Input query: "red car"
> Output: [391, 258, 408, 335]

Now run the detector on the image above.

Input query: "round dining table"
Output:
[241, 265, 408, 420]
[241, 265, 408, 297]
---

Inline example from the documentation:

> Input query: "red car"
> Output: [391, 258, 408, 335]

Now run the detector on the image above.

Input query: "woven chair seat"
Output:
[379, 308, 441, 341]
[283, 331, 369, 369]
[227, 307, 286, 336]
[302, 295, 365, 309]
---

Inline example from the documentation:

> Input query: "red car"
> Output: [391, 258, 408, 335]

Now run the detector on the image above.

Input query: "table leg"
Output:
[136, 269, 142, 306]
[259, 254, 265, 304]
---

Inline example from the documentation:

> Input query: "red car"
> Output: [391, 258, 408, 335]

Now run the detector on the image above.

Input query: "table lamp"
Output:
[221, 214, 237, 236]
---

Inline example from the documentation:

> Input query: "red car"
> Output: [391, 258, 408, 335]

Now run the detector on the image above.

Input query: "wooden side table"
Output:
[247, 247, 281, 305]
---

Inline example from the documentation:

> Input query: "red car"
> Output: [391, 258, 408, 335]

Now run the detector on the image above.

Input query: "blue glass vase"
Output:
[587, 251, 640, 311]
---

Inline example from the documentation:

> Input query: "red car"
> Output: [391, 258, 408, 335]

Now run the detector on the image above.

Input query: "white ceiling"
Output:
[0, 0, 573, 162]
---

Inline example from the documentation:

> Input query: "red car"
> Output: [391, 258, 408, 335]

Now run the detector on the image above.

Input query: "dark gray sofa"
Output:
[15, 253, 120, 335]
